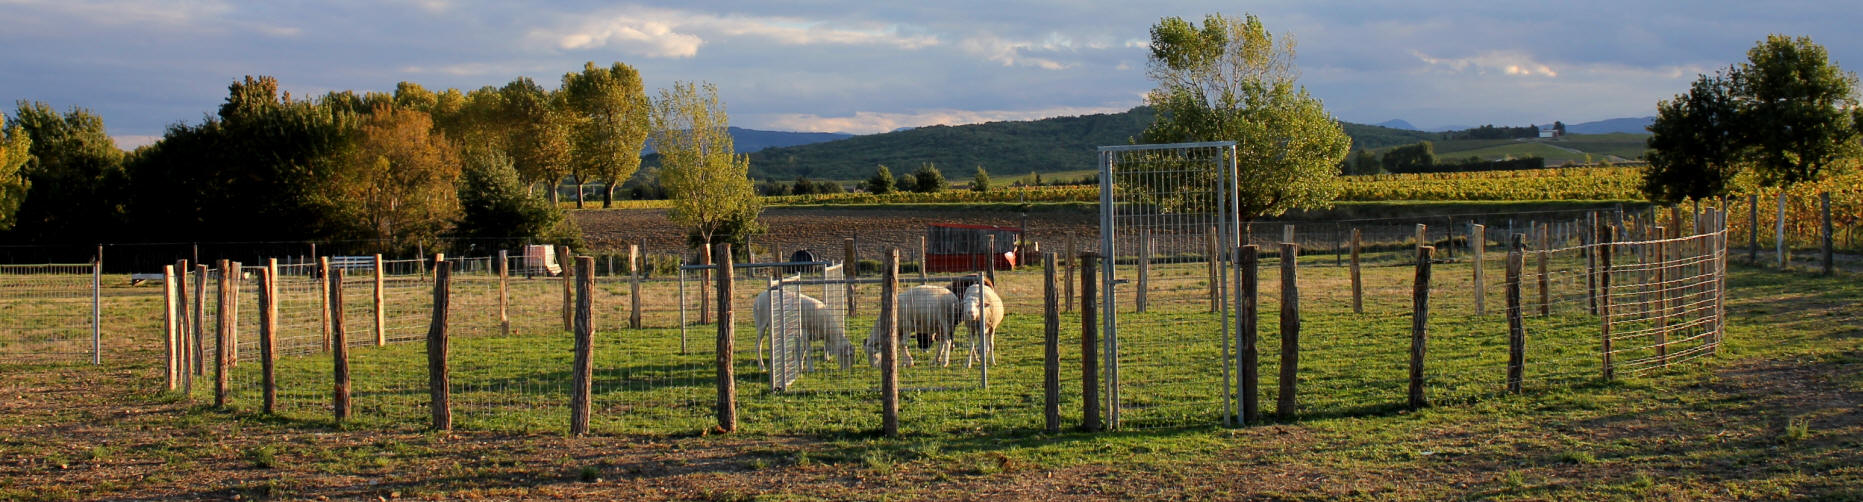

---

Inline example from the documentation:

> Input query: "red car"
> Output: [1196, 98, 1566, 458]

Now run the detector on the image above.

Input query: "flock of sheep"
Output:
[752, 276, 1004, 372]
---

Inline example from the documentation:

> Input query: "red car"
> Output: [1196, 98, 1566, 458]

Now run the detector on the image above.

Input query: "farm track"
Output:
[0, 265, 1859, 500]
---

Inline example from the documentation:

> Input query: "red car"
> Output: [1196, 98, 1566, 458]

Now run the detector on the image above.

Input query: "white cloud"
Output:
[752, 105, 1131, 134]
[959, 34, 1071, 70]
[532, 5, 938, 59]
[1412, 50, 1558, 78]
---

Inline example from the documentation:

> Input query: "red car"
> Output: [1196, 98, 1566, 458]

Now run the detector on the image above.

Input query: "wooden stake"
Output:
[629, 244, 642, 329]
[1239, 245, 1260, 423]
[1472, 224, 1486, 316]
[1507, 234, 1526, 394]
[1064, 233, 1076, 313]
[882, 249, 901, 437]
[1349, 228, 1362, 314]
[562, 245, 576, 331]
[1410, 246, 1433, 409]
[845, 238, 859, 317]
[1137, 230, 1151, 313]
[319, 257, 331, 352]
[260, 261, 278, 414]
[1599, 227, 1615, 381]
[714, 244, 736, 433]
[1277, 242, 1299, 420]
[570, 257, 594, 436]
[163, 265, 178, 391]
[215, 260, 231, 407]
[497, 250, 510, 336]
[373, 254, 386, 346]
[1538, 224, 1550, 317]
[331, 268, 351, 422]
[1080, 252, 1101, 432]
[1042, 252, 1060, 434]
[428, 259, 453, 431]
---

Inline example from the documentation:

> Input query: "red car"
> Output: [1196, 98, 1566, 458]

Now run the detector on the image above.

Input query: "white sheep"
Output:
[958, 283, 1004, 368]
[753, 289, 855, 372]
[865, 285, 958, 367]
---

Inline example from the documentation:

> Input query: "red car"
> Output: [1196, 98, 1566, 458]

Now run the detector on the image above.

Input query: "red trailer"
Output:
[924, 223, 1022, 272]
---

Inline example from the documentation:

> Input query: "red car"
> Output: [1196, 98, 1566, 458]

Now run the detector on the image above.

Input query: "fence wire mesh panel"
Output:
[1099, 141, 1238, 429]
[0, 264, 99, 365]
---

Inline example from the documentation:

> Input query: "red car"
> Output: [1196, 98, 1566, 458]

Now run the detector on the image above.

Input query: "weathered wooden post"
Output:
[497, 249, 510, 336]
[1472, 224, 1486, 315]
[163, 265, 179, 390]
[428, 258, 453, 431]
[1599, 227, 1615, 382]
[227, 261, 241, 366]
[319, 257, 332, 352]
[215, 260, 231, 407]
[1507, 234, 1526, 394]
[1655, 227, 1669, 368]
[1042, 252, 1060, 434]
[1277, 242, 1300, 421]
[1410, 246, 1433, 409]
[714, 244, 737, 433]
[845, 238, 859, 317]
[1587, 213, 1599, 315]
[175, 260, 192, 391]
[1822, 192, 1834, 275]
[630, 244, 643, 329]
[1538, 223, 1551, 316]
[1239, 245, 1260, 423]
[882, 249, 901, 437]
[1350, 228, 1363, 314]
[1064, 232, 1076, 313]
[331, 268, 351, 422]
[570, 257, 595, 436]
[920, 235, 930, 282]
[1080, 252, 1101, 432]
[373, 254, 386, 346]
[260, 260, 278, 414]
[562, 245, 576, 331]
[1415, 224, 1428, 260]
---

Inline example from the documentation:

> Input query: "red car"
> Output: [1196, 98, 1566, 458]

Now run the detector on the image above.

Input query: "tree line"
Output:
[0, 62, 761, 258]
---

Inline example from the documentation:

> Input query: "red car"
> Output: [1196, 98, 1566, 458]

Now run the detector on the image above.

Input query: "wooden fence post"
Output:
[920, 235, 930, 282]
[1349, 229, 1362, 314]
[1137, 230, 1151, 313]
[1277, 242, 1300, 421]
[1599, 227, 1615, 382]
[630, 244, 643, 329]
[1822, 192, 1834, 275]
[1538, 223, 1551, 316]
[163, 266, 179, 390]
[1080, 252, 1102, 432]
[318, 258, 332, 352]
[714, 244, 737, 433]
[497, 250, 510, 336]
[882, 249, 901, 437]
[371, 254, 385, 346]
[331, 268, 351, 422]
[1410, 246, 1433, 409]
[214, 260, 231, 407]
[1041, 252, 1060, 434]
[845, 238, 859, 317]
[428, 259, 453, 431]
[562, 245, 576, 331]
[1415, 224, 1428, 260]
[1472, 224, 1486, 316]
[1587, 213, 1599, 315]
[228, 261, 241, 366]
[1655, 228, 1670, 368]
[260, 260, 278, 414]
[1064, 233, 1076, 313]
[1207, 227, 1221, 312]
[175, 260, 192, 392]
[1507, 234, 1526, 394]
[570, 257, 594, 436]
[1239, 245, 1260, 423]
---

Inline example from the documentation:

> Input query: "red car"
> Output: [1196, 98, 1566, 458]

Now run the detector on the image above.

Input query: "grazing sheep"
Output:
[958, 283, 1004, 368]
[866, 285, 958, 367]
[754, 289, 855, 372]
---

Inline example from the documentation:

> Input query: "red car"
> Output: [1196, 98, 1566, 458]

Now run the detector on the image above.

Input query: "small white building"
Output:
[1538, 128, 1557, 138]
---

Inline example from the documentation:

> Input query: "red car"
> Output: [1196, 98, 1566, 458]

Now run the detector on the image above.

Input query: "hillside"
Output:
[643, 127, 853, 154]
[1368, 134, 1651, 164]
[740, 107, 1440, 181]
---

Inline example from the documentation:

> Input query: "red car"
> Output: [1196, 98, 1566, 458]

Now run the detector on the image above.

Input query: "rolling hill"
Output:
[737, 107, 1441, 181]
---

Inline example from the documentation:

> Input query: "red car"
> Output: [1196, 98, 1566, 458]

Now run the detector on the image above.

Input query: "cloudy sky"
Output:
[4, 0, 1858, 148]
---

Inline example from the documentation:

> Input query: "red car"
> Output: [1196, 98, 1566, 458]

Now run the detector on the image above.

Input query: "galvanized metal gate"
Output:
[768, 262, 849, 392]
[1098, 141, 1241, 429]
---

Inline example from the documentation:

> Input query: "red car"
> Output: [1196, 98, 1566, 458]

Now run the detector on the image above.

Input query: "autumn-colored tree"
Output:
[649, 81, 762, 249]
[324, 105, 463, 254]
[500, 78, 573, 204]
[562, 61, 651, 208]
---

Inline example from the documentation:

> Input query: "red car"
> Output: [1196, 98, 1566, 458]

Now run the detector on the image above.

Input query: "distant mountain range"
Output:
[1373, 116, 1655, 134]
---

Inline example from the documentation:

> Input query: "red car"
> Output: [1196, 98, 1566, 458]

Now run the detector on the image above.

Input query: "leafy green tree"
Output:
[454, 147, 581, 252]
[500, 77, 573, 204]
[649, 81, 762, 250]
[792, 176, 816, 195]
[971, 166, 991, 192]
[1552, 121, 1566, 136]
[7, 101, 128, 242]
[562, 61, 651, 208]
[1139, 13, 1352, 221]
[0, 115, 30, 230]
[1642, 70, 1742, 202]
[1733, 34, 1860, 187]
[1341, 149, 1381, 175]
[1381, 141, 1436, 173]
[866, 164, 895, 194]
[911, 163, 946, 193]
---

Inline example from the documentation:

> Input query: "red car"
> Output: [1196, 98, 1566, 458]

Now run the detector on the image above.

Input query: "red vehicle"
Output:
[923, 223, 1021, 272]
